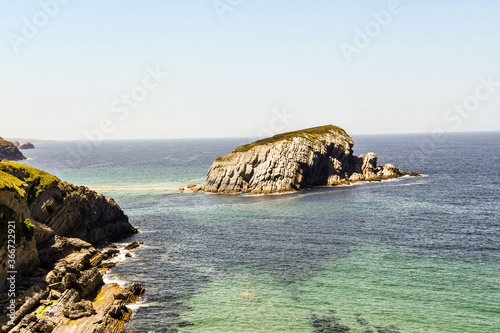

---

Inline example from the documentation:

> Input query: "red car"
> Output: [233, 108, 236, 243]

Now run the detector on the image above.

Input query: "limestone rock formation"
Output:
[18, 143, 34, 150]
[0, 160, 144, 333]
[0, 138, 25, 161]
[0, 161, 137, 292]
[202, 125, 417, 194]
[0, 243, 145, 333]
[0, 161, 137, 246]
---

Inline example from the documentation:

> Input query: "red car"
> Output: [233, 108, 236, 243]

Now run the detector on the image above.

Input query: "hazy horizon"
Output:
[2, 1, 500, 140]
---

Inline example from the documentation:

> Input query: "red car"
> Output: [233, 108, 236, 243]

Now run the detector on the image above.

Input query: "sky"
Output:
[1, 0, 499, 140]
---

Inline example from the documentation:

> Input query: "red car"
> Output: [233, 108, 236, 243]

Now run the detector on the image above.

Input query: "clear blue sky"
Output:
[1, 0, 499, 140]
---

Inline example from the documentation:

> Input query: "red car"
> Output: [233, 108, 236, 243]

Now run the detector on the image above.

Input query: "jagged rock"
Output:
[124, 242, 143, 250]
[22, 317, 57, 333]
[18, 143, 34, 150]
[49, 290, 61, 301]
[202, 125, 418, 193]
[44, 271, 59, 285]
[187, 183, 196, 188]
[62, 273, 78, 289]
[18, 313, 37, 328]
[10, 141, 19, 148]
[109, 304, 128, 319]
[190, 185, 202, 193]
[77, 268, 103, 299]
[37, 235, 94, 268]
[30, 182, 137, 245]
[32, 221, 55, 246]
[48, 282, 63, 292]
[0, 137, 25, 161]
[63, 299, 96, 319]
[127, 282, 145, 296]
[99, 262, 116, 269]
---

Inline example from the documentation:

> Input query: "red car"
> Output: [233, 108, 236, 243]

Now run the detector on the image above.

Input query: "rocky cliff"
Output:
[0, 161, 137, 289]
[201, 125, 418, 194]
[0, 162, 136, 246]
[0, 161, 143, 332]
[0, 138, 25, 161]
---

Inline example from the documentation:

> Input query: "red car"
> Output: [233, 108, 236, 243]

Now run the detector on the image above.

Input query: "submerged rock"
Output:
[202, 125, 418, 194]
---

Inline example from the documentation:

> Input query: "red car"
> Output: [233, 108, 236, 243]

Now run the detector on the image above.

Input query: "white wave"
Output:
[102, 274, 128, 287]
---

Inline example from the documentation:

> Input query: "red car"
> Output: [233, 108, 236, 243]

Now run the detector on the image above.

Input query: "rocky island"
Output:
[0, 161, 143, 333]
[201, 125, 418, 194]
[18, 143, 35, 150]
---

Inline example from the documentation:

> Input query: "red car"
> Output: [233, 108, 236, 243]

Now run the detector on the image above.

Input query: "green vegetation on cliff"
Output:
[0, 205, 35, 245]
[0, 170, 27, 197]
[233, 125, 352, 153]
[0, 161, 60, 201]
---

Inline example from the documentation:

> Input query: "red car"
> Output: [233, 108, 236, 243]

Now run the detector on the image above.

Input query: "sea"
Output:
[20, 132, 500, 333]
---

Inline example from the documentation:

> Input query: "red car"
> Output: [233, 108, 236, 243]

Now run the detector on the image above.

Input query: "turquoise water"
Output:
[21, 133, 500, 332]
[181, 245, 500, 332]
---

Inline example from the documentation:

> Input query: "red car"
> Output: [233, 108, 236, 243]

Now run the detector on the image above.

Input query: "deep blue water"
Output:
[21, 132, 500, 332]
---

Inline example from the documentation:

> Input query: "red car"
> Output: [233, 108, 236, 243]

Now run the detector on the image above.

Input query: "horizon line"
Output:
[6, 129, 500, 142]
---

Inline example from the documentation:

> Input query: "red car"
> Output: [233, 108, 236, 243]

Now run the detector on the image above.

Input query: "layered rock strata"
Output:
[0, 239, 144, 333]
[0, 161, 142, 333]
[201, 125, 418, 194]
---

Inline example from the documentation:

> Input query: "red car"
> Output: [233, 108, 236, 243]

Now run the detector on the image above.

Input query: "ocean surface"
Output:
[21, 133, 500, 333]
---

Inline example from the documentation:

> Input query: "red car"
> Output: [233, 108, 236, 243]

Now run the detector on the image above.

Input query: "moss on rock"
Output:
[233, 125, 352, 153]
[0, 161, 60, 202]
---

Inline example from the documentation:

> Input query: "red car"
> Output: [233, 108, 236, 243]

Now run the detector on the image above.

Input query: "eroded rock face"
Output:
[202, 125, 414, 194]
[0, 138, 25, 161]
[1, 162, 137, 295]
[0, 190, 39, 291]
[30, 182, 137, 245]
[0, 244, 145, 333]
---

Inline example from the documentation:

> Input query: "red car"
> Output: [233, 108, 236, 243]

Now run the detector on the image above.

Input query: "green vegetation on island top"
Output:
[0, 161, 60, 201]
[234, 125, 351, 153]
[214, 125, 352, 162]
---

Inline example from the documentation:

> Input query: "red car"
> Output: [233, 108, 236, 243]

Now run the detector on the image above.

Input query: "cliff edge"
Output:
[0, 161, 142, 332]
[201, 125, 418, 194]
[0, 138, 25, 161]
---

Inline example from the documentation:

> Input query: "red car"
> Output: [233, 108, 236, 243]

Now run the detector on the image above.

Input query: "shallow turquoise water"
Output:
[179, 244, 499, 333]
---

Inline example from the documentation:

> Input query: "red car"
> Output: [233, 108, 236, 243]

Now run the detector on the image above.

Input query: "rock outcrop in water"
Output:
[0, 138, 25, 161]
[18, 143, 34, 150]
[202, 125, 418, 194]
[0, 161, 142, 333]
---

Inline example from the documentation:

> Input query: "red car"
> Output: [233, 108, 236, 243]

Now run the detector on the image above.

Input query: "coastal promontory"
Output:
[201, 125, 417, 194]
[0, 137, 25, 161]
[0, 161, 142, 332]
